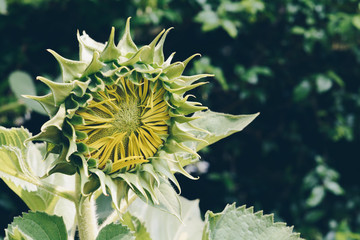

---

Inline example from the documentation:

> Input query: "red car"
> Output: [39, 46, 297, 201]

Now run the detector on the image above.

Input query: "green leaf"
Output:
[0, 127, 39, 192]
[96, 223, 135, 240]
[0, 0, 7, 14]
[221, 19, 238, 38]
[316, 75, 332, 93]
[120, 212, 151, 240]
[187, 110, 259, 151]
[352, 15, 360, 29]
[152, 179, 182, 220]
[8, 71, 47, 115]
[324, 180, 344, 195]
[202, 204, 303, 240]
[0, 127, 76, 233]
[128, 196, 204, 240]
[5, 211, 67, 240]
[306, 186, 325, 207]
[192, 57, 228, 90]
[194, 10, 221, 32]
[293, 80, 311, 102]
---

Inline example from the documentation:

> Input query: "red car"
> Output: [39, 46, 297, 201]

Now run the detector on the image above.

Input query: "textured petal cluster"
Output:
[28, 18, 211, 211]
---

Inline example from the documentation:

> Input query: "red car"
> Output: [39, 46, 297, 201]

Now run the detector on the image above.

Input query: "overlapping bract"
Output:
[26, 18, 212, 214]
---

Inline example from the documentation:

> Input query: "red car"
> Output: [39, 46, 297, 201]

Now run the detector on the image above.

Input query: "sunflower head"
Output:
[76, 77, 170, 173]
[27, 18, 211, 213]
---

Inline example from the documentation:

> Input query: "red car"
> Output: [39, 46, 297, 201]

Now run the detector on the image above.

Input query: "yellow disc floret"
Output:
[75, 77, 169, 173]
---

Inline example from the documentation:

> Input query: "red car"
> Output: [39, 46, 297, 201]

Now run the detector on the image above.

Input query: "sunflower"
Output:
[27, 18, 212, 213]
[75, 78, 169, 173]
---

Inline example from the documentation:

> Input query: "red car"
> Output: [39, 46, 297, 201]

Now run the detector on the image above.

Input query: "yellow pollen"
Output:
[75, 78, 170, 173]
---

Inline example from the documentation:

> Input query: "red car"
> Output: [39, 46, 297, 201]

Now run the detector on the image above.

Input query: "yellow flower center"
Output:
[75, 77, 170, 173]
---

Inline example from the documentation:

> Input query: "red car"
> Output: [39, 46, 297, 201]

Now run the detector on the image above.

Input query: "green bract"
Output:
[26, 18, 257, 216]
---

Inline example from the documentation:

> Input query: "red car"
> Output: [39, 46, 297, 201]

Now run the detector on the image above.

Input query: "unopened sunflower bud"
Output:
[27, 18, 212, 212]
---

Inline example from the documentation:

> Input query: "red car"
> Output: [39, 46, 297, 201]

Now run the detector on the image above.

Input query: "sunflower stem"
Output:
[75, 173, 98, 240]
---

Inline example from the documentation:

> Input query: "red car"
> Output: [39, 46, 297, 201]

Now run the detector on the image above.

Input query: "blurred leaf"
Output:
[128, 196, 204, 240]
[96, 223, 134, 240]
[292, 26, 306, 34]
[223, 0, 264, 14]
[5, 211, 67, 240]
[352, 15, 360, 29]
[221, 19, 238, 38]
[0, 0, 7, 14]
[192, 57, 229, 90]
[316, 75, 333, 93]
[195, 9, 221, 32]
[239, 0, 265, 14]
[324, 180, 344, 195]
[293, 80, 311, 102]
[327, 71, 344, 87]
[8, 71, 47, 115]
[335, 220, 360, 240]
[304, 210, 325, 223]
[240, 66, 272, 84]
[306, 186, 325, 207]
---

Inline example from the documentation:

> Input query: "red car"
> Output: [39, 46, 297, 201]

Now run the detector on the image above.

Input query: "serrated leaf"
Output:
[96, 223, 135, 240]
[128, 196, 204, 240]
[202, 204, 303, 240]
[120, 212, 151, 240]
[8, 71, 46, 115]
[5, 211, 67, 240]
[185, 110, 259, 151]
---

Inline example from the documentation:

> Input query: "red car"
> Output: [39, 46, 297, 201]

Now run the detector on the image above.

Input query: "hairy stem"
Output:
[75, 174, 98, 240]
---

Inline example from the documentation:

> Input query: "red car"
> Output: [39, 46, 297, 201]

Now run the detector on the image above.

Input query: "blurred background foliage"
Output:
[1, 0, 360, 239]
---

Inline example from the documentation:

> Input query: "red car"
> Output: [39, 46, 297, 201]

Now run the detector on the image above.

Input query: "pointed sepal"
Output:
[117, 17, 138, 56]
[100, 27, 121, 62]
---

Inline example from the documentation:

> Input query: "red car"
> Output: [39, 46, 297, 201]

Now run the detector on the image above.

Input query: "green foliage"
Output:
[0, 127, 76, 233]
[96, 223, 134, 240]
[5, 211, 67, 240]
[203, 204, 302, 240]
[195, 0, 265, 37]
[120, 213, 151, 240]
[128, 196, 204, 240]
[2, 0, 360, 239]
[303, 156, 344, 208]
[0, 0, 7, 15]
[8, 71, 45, 115]
[334, 221, 360, 240]
[188, 110, 259, 151]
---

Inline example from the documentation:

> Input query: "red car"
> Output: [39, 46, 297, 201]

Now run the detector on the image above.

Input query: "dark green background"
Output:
[1, 0, 360, 239]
